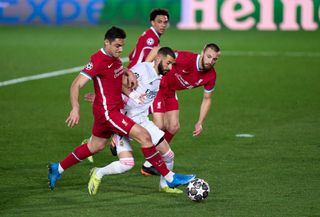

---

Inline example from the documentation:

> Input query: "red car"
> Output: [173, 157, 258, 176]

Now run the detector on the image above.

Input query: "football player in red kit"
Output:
[47, 26, 195, 192]
[141, 43, 221, 176]
[128, 8, 169, 69]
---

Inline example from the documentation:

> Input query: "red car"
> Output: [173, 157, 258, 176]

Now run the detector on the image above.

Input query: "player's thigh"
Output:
[140, 119, 164, 145]
[106, 110, 136, 136]
[152, 112, 165, 129]
[128, 124, 152, 147]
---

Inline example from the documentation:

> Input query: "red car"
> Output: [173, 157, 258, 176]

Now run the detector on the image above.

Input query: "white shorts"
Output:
[114, 117, 165, 154]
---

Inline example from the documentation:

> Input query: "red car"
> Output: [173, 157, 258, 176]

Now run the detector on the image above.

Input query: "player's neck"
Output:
[150, 26, 161, 38]
[103, 47, 113, 58]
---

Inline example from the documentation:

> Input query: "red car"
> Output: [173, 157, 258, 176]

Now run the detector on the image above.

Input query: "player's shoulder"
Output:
[176, 51, 198, 64]
[131, 62, 153, 72]
[139, 28, 159, 46]
[176, 50, 197, 58]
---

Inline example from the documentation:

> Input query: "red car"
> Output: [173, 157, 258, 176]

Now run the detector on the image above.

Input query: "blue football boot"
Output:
[166, 173, 196, 188]
[48, 163, 61, 191]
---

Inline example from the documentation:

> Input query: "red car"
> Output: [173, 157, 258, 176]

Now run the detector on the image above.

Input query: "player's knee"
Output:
[137, 128, 152, 145]
[88, 140, 106, 153]
[168, 122, 180, 134]
[154, 120, 165, 130]
[162, 149, 175, 163]
[119, 157, 135, 172]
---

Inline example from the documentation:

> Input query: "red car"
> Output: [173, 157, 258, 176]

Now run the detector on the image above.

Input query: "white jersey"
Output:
[114, 62, 164, 153]
[123, 62, 160, 121]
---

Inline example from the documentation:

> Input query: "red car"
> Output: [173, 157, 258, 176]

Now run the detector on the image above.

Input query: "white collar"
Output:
[196, 54, 202, 71]
[150, 27, 160, 39]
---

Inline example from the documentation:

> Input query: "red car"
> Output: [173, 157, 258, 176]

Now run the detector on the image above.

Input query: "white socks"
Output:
[160, 149, 175, 188]
[58, 164, 64, 174]
[96, 157, 134, 179]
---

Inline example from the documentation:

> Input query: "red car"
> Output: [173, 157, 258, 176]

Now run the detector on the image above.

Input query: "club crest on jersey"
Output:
[147, 38, 154, 46]
[85, 62, 93, 70]
[122, 119, 128, 126]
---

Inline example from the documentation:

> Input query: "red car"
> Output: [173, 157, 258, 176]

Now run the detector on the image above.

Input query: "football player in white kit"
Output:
[87, 47, 183, 195]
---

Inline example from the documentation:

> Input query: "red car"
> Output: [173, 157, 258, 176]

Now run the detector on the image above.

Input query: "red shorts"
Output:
[92, 108, 135, 139]
[150, 87, 179, 113]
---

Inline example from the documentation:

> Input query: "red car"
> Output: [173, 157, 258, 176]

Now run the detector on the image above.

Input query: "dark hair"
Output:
[104, 26, 126, 42]
[158, 47, 176, 59]
[204, 43, 220, 52]
[150, 8, 170, 21]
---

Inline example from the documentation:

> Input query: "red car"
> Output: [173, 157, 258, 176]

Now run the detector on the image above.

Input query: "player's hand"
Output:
[126, 70, 138, 89]
[192, 123, 203, 137]
[66, 108, 80, 128]
[84, 92, 95, 104]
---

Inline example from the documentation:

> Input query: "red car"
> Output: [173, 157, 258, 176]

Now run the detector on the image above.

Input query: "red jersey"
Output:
[163, 51, 217, 92]
[128, 27, 160, 69]
[81, 48, 125, 111]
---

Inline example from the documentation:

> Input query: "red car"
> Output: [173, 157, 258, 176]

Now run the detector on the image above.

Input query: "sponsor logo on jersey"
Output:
[146, 38, 154, 46]
[108, 63, 113, 68]
[114, 66, 124, 78]
[175, 73, 193, 89]
[145, 89, 158, 99]
[85, 62, 93, 70]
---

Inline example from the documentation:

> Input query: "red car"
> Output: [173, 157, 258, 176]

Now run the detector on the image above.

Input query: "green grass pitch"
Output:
[0, 26, 320, 217]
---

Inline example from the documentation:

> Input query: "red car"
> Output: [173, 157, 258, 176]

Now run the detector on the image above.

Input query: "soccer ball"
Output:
[186, 178, 210, 202]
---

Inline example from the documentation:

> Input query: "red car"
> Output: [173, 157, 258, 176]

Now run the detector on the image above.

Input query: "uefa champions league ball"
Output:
[186, 178, 210, 202]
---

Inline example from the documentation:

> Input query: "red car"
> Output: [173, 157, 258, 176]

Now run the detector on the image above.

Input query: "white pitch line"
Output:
[236, 134, 255, 138]
[0, 57, 128, 87]
[1, 50, 320, 88]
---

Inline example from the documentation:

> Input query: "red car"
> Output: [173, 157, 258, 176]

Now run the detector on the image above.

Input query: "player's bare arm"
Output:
[122, 73, 146, 104]
[145, 46, 161, 62]
[193, 91, 213, 137]
[66, 74, 90, 128]
[84, 92, 95, 103]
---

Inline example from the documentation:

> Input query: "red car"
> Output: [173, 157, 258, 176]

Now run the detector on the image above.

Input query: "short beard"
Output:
[201, 58, 211, 71]
[158, 61, 166, 75]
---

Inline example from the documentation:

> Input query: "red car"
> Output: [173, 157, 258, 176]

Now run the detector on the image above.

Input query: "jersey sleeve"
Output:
[204, 71, 217, 93]
[81, 57, 104, 79]
[138, 34, 159, 61]
[204, 80, 215, 93]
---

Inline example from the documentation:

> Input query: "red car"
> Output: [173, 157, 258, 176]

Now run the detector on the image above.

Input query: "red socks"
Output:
[164, 130, 174, 143]
[141, 146, 170, 176]
[60, 143, 92, 170]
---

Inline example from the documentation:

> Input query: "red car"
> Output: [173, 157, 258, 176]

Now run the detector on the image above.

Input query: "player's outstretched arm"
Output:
[193, 91, 213, 136]
[66, 74, 90, 128]
[145, 46, 161, 62]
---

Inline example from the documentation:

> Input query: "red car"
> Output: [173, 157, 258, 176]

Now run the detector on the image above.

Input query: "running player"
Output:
[87, 47, 184, 195]
[47, 26, 195, 191]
